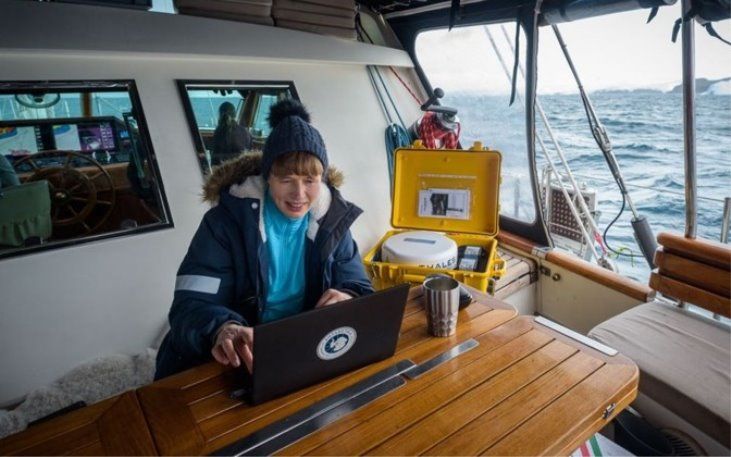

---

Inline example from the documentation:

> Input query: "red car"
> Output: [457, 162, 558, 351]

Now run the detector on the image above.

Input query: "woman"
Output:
[155, 99, 374, 379]
[211, 101, 252, 164]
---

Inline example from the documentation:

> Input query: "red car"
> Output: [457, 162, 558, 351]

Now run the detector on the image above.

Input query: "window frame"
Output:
[399, 19, 552, 246]
[0, 79, 174, 260]
[176, 80, 301, 175]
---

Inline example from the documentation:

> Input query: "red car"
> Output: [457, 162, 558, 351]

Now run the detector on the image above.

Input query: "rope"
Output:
[373, 66, 407, 130]
[385, 124, 410, 188]
[366, 66, 392, 124]
[388, 67, 423, 106]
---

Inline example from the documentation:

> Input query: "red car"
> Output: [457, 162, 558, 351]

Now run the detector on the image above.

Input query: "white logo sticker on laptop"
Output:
[316, 326, 357, 360]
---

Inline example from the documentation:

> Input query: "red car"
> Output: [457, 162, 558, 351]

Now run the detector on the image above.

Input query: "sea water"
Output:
[448, 90, 731, 282]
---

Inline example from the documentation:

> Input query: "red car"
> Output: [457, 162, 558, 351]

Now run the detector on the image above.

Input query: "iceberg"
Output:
[706, 80, 731, 95]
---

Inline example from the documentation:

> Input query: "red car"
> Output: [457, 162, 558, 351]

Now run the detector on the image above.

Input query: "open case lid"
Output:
[391, 141, 501, 237]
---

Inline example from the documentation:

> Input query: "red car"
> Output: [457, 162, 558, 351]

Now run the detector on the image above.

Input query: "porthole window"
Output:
[177, 80, 299, 174]
[0, 80, 172, 259]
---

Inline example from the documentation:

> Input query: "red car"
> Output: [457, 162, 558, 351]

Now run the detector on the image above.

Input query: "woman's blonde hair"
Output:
[269, 151, 323, 177]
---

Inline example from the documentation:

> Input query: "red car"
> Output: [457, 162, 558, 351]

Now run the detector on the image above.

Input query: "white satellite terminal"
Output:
[381, 231, 458, 270]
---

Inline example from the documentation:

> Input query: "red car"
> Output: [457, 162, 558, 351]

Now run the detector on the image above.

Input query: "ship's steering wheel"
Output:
[14, 150, 117, 235]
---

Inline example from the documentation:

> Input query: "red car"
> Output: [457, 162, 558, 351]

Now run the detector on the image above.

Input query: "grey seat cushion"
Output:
[589, 300, 731, 447]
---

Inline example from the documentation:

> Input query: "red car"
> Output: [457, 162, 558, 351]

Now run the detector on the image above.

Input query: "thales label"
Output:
[418, 256, 457, 269]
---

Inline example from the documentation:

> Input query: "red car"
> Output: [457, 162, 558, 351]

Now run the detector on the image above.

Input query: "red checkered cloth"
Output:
[418, 112, 461, 149]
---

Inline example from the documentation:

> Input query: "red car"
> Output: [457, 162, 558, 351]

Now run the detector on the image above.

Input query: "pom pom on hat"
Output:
[267, 99, 311, 128]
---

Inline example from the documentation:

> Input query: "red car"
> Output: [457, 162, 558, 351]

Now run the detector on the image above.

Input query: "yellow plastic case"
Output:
[363, 141, 506, 293]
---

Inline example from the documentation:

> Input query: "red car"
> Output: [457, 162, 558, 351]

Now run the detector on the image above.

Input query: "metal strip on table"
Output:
[242, 376, 406, 456]
[211, 359, 416, 456]
[535, 316, 618, 356]
[403, 339, 480, 380]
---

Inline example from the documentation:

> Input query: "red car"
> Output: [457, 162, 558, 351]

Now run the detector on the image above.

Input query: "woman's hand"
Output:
[315, 289, 354, 308]
[212, 323, 254, 374]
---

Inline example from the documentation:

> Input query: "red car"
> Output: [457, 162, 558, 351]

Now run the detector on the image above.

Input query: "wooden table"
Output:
[0, 392, 156, 456]
[136, 287, 638, 456]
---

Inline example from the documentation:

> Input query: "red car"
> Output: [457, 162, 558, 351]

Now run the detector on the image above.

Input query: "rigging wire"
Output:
[602, 193, 644, 259]
[356, 15, 412, 194]
[491, 25, 607, 263]
[551, 25, 657, 264]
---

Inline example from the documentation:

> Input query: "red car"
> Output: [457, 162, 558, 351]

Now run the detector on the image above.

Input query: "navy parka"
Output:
[155, 156, 374, 379]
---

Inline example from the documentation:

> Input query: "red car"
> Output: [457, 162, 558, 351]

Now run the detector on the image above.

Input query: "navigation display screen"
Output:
[78, 122, 116, 152]
[53, 124, 81, 151]
[52, 122, 116, 152]
[0, 126, 41, 158]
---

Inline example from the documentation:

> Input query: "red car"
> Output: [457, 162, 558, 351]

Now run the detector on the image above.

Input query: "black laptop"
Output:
[241, 284, 410, 405]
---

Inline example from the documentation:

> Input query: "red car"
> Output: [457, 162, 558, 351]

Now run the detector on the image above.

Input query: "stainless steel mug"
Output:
[423, 275, 460, 337]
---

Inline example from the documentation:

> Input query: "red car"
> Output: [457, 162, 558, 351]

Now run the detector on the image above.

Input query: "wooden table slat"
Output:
[137, 387, 206, 456]
[395, 297, 497, 353]
[402, 296, 424, 317]
[484, 363, 638, 456]
[367, 339, 579, 456]
[424, 351, 605, 455]
[13, 423, 98, 456]
[66, 440, 104, 456]
[189, 390, 242, 422]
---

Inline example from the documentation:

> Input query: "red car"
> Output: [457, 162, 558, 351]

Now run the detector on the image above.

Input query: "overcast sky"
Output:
[416, 3, 731, 93]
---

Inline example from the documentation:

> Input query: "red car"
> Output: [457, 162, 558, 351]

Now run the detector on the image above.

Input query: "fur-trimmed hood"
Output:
[202, 153, 344, 204]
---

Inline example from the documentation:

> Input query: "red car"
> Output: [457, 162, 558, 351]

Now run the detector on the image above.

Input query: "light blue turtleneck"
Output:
[260, 190, 309, 323]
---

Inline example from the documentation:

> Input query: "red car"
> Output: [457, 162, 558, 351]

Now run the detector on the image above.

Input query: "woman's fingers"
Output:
[211, 345, 229, 365]
[316, 289, 353, 308]
[221, 337, 240, 367]
[211, 325, 254, 371]
[315, 290, 331, 308]
[234, 333, 252, 366]
[315, 289, 338, 308]
[242, 344, 254, 374]
[242, 326, 254, 347]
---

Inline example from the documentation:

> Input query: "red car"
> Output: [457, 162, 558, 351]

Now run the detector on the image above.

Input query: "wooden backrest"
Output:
[650, 232, 731, 318]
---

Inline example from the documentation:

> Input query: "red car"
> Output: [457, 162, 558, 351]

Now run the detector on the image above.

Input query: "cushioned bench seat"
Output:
[589, 300, 731, 448]
[492, 247, 537, 299]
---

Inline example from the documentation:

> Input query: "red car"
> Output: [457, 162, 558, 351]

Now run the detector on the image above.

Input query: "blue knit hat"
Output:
[262, 99, 328, 179]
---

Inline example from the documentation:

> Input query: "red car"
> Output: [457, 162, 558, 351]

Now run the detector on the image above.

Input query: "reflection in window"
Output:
[177, 81, 298, 174]
[415, 24, 536, 223]
[0, 81, 171, 258]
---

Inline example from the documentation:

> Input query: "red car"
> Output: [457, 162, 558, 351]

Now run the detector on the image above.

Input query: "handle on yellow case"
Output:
[491, 257, 506, 277]
[402, 274, 426, 284]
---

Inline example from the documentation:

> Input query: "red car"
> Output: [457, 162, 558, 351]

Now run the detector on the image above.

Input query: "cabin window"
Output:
[0, 80, 172, 259]
[415, 24, 536, 223]
[177, 81, 299, 174]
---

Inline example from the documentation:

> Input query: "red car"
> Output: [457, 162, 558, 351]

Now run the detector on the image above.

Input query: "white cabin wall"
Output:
[538, 261, 644, 334]
[0, 1, 416, 405]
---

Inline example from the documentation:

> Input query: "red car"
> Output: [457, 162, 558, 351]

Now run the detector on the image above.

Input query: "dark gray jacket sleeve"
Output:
[0, 154, 20, 188]
[168, 214, 245, 359]
[331, 230, 375, 297]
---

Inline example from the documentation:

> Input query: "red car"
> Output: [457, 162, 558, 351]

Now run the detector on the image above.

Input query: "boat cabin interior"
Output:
[0, 0, 729, 455]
